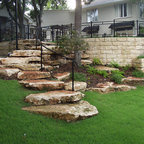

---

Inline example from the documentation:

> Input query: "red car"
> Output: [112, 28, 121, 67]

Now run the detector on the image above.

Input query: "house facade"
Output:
[0, 4, 31, 41]
[42, 0, 144, 40]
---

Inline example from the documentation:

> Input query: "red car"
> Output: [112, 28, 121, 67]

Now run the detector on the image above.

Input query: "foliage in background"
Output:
[110, 70, 124, 84]
[70, 72, 87, 82]
[93, 58, 102, 65]
[46, 0, 67, 10]
[132, 69, 144, 78]
[57, 31, 89, 55]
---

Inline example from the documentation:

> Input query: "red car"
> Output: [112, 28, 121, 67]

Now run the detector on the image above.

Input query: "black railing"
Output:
[40, 43, 75, 91]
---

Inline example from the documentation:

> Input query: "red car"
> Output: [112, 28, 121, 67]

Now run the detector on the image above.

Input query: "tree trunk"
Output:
[74, 0, 82, 66]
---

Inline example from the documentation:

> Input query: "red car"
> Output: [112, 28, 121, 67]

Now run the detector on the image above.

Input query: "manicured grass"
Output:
[0, 79, 144, 144]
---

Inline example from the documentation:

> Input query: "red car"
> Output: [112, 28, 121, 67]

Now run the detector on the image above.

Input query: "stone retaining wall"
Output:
[85, 37, 144, 66]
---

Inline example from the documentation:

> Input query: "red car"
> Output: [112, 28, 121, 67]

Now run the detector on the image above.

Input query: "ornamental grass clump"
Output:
[110, 70, 124, 84]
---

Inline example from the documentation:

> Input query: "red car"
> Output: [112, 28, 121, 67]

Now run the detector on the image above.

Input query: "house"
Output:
[0, 2, 32, 41]
[42, 0, 144, 40]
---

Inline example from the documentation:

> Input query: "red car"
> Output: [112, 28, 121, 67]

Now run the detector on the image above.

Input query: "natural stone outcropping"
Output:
[25, 90, 84, 105]
[86, 82, 136, 94]
[122, 77, 144, 86]
[0, 68, 20, 79]
[22, 100, 98, 122]
[20, 79, 64, 90]
[17, 71, 51, 80]
[54, 72, 70, 81]
[65, 81, 87, 91]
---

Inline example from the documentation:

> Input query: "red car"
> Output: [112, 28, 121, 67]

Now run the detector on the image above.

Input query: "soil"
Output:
[52, 63, 135, 88]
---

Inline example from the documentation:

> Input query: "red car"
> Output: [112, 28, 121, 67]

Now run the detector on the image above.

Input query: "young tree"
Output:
[1, 0, 27, 38]
[74, 0, 93, 66]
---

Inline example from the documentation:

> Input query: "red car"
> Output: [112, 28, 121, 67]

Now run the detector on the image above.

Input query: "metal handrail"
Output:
[40, 43, 75, 91]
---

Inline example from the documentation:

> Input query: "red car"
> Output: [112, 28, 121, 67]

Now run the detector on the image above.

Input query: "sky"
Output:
[67, 0, 76, 9]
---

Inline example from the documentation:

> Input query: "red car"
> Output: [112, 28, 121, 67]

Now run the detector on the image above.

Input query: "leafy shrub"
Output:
[132, 69, 144, 78]
[110, 70, 124, 84]
[93, 58, 102, 65]
[86, 65, 97, 75]
[109, 61, 120, 68]
[96, 70, 108, 78]
[57, 31, 89, 55]
[70, 72, 87, 82]
[137, 55, 144, 59]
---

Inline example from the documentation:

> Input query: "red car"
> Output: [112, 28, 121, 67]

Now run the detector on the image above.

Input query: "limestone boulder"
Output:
[10, 50, 41, 57]
[122, 77, 144, 86]
[20, 79, 64, 90]
[22, 100, 98, 122]
[17, 71, 51, 80]
[65, 81, 87, 91]
[0, 57, 40, 65]
[81, 60, 93, 65]
[5, 64, 44, 71]
[86, 82, 136, 94]
[25, 90, 84, 105]
[54, 72, 70, 81]
[0, 68, 20, 79]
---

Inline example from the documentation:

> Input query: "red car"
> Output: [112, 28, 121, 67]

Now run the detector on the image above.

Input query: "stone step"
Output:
[86, 82, 136, 94]
[53, 72, 70, 81]
[17, 71, 51, 80]
[0, 68, 20, 79]
[122, 77, 144, 86]
[81, 60, 93, 65]
[95, 66, 119, 73]
[9, 50, 41, 57]
[22, 100, 98, 122]
[20, 79, 64, 90]
[64, 81, 87, 91]
[0, 57, 40, 65]
[25, 90, 85, 105]
[4, 63, 45, 71]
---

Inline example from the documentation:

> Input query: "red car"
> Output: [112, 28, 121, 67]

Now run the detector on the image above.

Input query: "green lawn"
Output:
[0, 79, 144, 144]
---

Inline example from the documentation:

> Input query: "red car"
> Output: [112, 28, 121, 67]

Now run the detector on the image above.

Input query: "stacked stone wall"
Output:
[85, 37, 144, 66]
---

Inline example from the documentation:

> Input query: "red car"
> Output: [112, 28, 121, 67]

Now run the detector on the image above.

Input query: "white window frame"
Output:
[116, 3, 128, 18]
[87, 9, 98, 22]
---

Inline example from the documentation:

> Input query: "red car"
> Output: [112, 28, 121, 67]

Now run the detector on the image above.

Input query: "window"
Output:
[87, 9, 98, 22]
[139, 2, 144, 18]
[115, 3, 128, 17]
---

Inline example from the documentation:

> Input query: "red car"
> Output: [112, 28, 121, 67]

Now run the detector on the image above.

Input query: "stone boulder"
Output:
[0, 68, 20, 79]
[0, 57, 40, 65]
[122, 77, 144, 86]
[20, 79, 64, 90]
[86, 82, 136, 94]
[65, 81, 87, 91]
[81, 60, 93, 65]
[22, 100, 98, 122]
[25, 90, 84, 105]
[17, 71, 51, 80]
[54, 72, 70, 81]
[10, 50, 41, 57]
